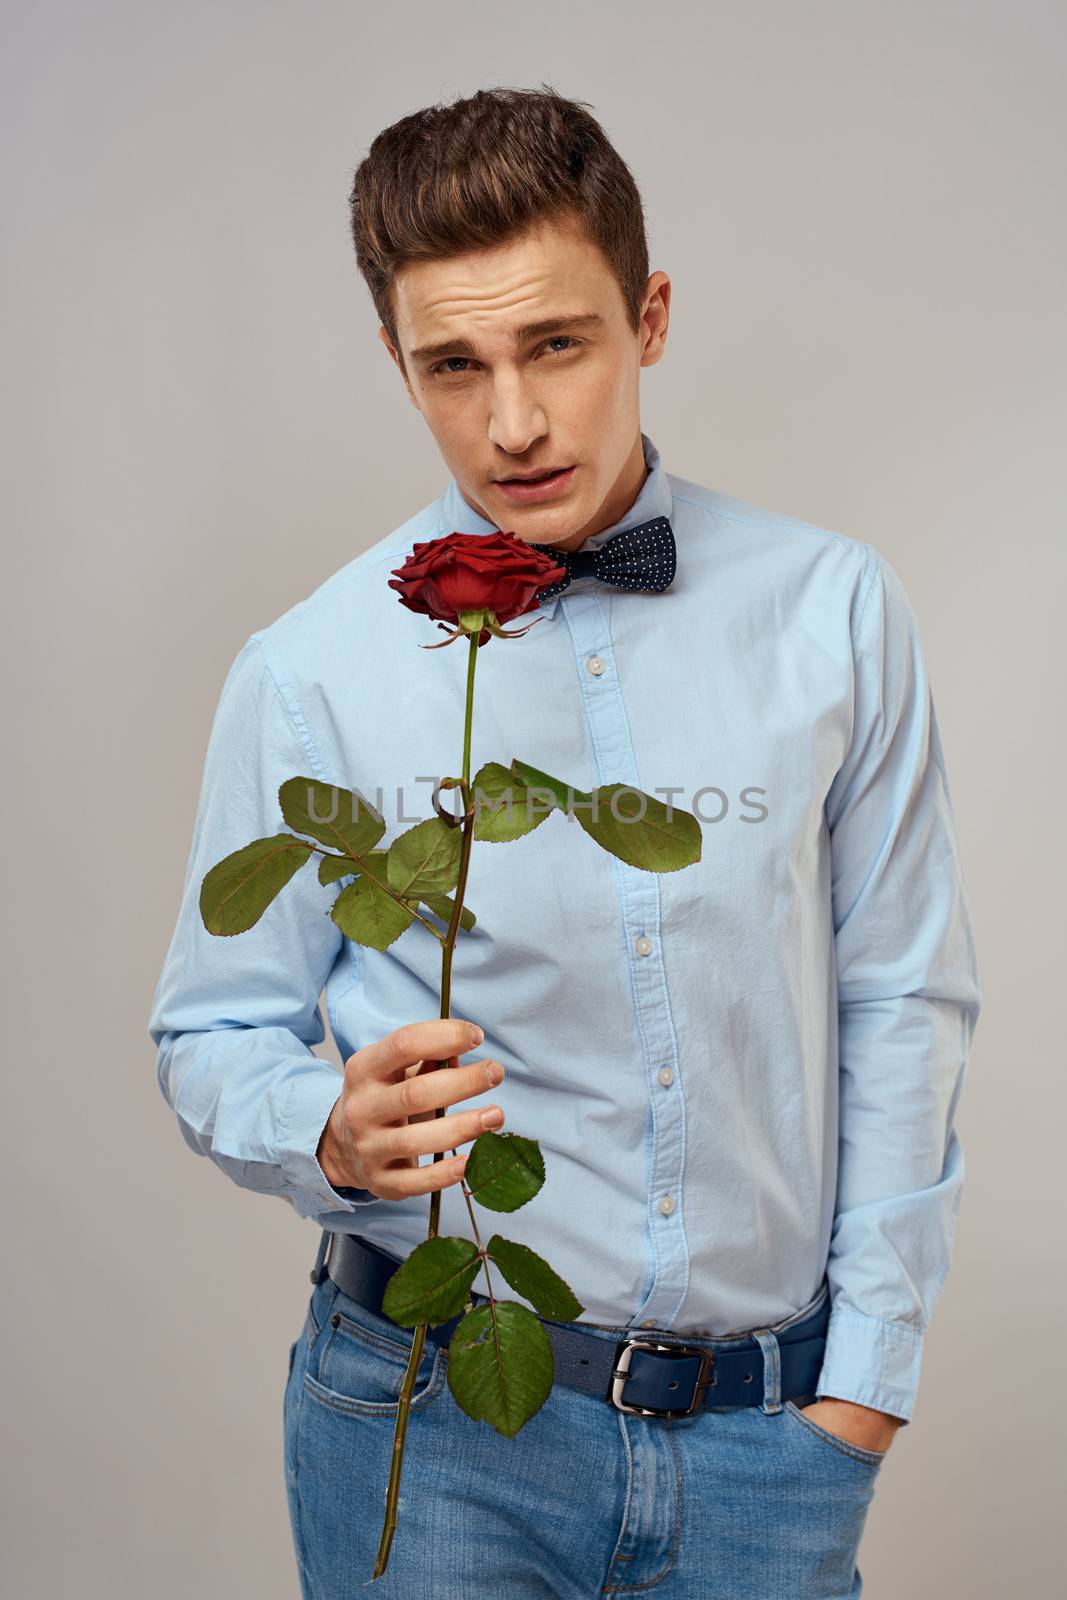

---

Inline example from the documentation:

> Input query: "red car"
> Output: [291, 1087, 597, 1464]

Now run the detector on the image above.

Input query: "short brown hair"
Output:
[348, 84, 649, 367]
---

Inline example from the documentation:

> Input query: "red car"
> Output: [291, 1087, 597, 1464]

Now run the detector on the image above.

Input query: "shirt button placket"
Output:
[562, 591, 687, 1332]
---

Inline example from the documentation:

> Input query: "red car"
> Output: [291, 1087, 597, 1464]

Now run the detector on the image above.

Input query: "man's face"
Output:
[378, 212, 670, 553]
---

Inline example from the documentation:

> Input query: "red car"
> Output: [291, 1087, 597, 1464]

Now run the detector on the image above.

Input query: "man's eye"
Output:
[429, 336, 581, 379]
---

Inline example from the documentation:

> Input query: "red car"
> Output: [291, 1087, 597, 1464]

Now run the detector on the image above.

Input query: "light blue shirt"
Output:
[148, 431, 981, 1422]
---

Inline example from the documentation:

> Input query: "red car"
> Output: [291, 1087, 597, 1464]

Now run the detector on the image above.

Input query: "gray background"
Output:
[4, 1, 1062, 1594]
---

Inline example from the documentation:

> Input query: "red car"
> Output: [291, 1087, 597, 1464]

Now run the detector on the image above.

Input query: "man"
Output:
[148, 85, 981, 1597]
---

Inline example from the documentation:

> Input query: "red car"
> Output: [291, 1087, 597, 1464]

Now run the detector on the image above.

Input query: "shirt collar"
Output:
[438, 431, 674, 622]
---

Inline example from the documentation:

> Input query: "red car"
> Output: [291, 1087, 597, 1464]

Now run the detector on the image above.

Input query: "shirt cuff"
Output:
[814, 1307, 924, 1425]
[277, 1063, 380, 1218]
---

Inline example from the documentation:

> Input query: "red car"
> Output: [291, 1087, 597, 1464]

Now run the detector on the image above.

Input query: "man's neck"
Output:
[552, 431, 649, 554]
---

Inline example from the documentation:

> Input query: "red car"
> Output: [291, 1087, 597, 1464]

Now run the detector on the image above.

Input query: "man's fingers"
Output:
[396, 1057, 504, 1122]
[374, 1153, 470, 1201]
[373, 1102, 505, 1162]
[350, 1019, 483, 1083]
[407, 1054, 457, 1124]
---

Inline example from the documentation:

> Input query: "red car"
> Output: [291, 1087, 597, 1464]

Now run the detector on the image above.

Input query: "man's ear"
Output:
[638, 273, 671, 369]
[378, 325, 421, 410]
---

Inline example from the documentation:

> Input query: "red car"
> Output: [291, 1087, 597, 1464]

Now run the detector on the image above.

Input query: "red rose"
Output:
[388, 530, 567, 647]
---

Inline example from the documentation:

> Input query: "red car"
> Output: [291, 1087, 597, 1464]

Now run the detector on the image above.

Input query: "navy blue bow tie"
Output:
[528, 515, 676, 601]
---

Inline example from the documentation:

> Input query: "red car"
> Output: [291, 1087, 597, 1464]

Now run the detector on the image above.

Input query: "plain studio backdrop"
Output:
[3, 2, 1062, 1595]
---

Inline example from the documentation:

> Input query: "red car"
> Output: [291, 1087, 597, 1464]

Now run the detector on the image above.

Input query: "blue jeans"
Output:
[284, 1269, 888, 1597]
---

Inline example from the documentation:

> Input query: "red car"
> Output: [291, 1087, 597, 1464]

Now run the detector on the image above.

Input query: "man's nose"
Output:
[487, 375, 548, 456]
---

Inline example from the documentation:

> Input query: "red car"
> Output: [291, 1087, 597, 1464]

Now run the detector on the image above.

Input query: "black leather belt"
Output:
[314, 1231, 830, 1419]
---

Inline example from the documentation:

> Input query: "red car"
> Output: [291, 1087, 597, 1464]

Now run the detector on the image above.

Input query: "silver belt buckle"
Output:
[610, 1337, 716, 1417]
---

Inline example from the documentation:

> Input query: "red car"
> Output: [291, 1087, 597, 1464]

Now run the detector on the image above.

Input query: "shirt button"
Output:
[635, 935, 652, 956]
[658, 1195, 676, 1216]
[658, 1066, 674, 1087]
[641, 1319, 657, 1328]
[586, 655, 605, 675]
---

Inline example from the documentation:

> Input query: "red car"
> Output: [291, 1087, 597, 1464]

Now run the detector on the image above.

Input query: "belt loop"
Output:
[310, 1228, 332, 1285]
[752, 1328, 782, 1413]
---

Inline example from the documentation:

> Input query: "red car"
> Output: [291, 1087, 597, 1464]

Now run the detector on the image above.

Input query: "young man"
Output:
[148, 86, 981, 1596]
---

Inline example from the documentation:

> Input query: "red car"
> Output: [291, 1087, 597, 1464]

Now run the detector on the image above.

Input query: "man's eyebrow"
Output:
[410, 312, 605, 365]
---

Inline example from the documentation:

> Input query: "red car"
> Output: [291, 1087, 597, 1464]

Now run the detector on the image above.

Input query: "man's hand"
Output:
[796, 1396, 903, 1455]
[316, 1018, 507, 1200]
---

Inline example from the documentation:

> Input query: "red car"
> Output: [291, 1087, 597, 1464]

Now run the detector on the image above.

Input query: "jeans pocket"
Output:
[783, 1398, 889, 1468]
[304, 1287, 446, 1418]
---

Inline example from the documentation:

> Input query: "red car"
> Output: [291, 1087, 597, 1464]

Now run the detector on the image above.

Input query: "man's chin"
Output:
[490, 500, 588, 542]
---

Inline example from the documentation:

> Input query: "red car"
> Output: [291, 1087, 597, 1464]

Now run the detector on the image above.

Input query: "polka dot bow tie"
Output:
[528, 515, 676, 602]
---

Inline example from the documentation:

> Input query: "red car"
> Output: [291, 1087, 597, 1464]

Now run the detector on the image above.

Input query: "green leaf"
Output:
[486, 1235, 584, 1321]
[386, 816, 462, 897]
[380, 1236, 482, 1327]
[510, 757, 702, 874]
[278, 775, 386, 858]
[579, 784, 702, 872]
[471, 761, 554, 842]
[446, 1301, 554, 1438]
[463, 1129, 545, 1212]
[199, 834, 311, 936]
[508, 757, 572, 812]
[330, 874, 415, 951]
[420, 892, 477, 932]
[317, 847, 388, 887]
[318, 854, 351, 886]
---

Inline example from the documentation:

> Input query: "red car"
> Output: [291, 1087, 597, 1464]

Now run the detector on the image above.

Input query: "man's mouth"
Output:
[497, 467, 572, 483]
[493, 465, 577, 502]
